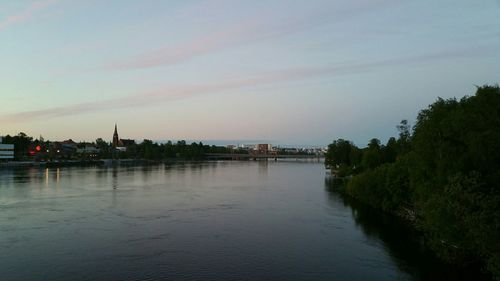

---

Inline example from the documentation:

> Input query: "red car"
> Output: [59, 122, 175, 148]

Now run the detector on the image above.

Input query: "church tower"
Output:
[112, 123, 121, 147]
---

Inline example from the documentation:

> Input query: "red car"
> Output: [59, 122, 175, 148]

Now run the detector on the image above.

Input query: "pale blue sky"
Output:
[1, 0, 499, 146]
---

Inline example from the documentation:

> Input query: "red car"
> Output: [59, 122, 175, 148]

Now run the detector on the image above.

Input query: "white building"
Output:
[76, 146, 100, 154]
[240, 144, 256, 150]
[0, 137, 14, 160]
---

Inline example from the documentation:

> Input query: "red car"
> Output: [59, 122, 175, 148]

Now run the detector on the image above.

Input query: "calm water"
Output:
[0, 162, 487, 280]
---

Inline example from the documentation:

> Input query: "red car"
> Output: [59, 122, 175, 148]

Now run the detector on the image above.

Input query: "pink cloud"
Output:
[106, 19, 262, 70]
[104, 0, 397, 70]
[0, 0, 58, 31]
[2, 46, 491, 124]
[0, 65, 344, 123]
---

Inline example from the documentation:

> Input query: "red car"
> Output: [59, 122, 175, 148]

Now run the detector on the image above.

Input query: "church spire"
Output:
[113, 123, 120, 147]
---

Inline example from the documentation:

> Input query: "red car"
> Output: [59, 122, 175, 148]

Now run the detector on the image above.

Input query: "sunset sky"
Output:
[1, 0, 499, 146]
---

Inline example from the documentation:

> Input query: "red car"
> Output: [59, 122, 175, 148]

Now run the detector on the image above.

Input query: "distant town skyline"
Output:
[1, 0, 499, 146]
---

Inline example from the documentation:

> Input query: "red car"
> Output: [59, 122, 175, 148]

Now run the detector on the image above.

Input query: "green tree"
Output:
[381, 137, 398, 164]
[3, 132, 33, 160]
[325, 139, 361, 176]
[397, 119, 411, 155]
[411, 86, 500, 274]
[95, 138, 111, 158]
[328, 85, 500, 279]
[361, 138, 382, 170]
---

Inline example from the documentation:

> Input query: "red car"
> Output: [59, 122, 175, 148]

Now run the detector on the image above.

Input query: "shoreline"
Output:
[0, 157, 323, 169]
[0, 159, 152, 168]
[324, 175, 492, 280]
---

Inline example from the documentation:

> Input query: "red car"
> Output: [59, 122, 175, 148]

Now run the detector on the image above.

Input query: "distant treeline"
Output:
[108, 140, 237, 160]
[326, 85, 500, 279]
[1, 135, 237, 160]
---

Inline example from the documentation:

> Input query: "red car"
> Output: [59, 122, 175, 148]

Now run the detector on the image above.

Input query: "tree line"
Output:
[325, 85, 500, 279]
[112, 140, 235, 160]
[1, 135, 237, 161]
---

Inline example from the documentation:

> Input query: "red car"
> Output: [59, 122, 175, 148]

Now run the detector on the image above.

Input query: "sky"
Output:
[0, 0, 499, 146]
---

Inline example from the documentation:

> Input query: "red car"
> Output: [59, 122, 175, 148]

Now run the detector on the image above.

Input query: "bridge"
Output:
[205, 153, 324, 161]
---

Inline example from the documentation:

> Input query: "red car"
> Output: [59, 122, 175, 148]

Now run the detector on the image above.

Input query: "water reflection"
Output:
[0, 163, 492, 281]
[257, 160, 268, 178]
[324, 177, 489, 281]
[45, 168, 49, 187]
[112, 167, 118, 190]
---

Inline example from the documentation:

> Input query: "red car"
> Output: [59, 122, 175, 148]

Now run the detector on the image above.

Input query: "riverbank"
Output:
[324, 87, 500, 280]
[0, 157, 322, 169]
[0, 159, 156, 168]
[324, 175, 493, 280]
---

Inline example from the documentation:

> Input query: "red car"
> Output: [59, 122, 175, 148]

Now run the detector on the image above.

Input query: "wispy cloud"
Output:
[1, 46, 492, 124]
[105, 19, 261, 70]
[104, 0, 396, 70]
[0, 0, 58, 31]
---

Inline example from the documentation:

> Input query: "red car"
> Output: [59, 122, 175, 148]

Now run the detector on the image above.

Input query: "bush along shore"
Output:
[325, 85, 500, 280]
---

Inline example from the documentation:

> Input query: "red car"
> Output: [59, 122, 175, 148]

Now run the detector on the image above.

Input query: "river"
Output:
[0, 161, 488, 280]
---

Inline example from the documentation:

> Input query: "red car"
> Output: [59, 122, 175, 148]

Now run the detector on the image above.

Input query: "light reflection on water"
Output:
[0, 162, 488, 281]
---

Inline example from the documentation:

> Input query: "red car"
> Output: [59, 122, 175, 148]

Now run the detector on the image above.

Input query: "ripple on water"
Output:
[0, 163, 489, 281]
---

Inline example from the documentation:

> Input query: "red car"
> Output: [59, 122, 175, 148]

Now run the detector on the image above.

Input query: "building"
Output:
[112, 124, 123, 147]
[49, 140, 78, 159]
[112, 124, 127, 152]
[76, 144, 100, 158]
[256, 144, 272, 154]
[240, 144, 256, 150]
[0, 137, 14, 160]
[120, 139, 136, 147]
